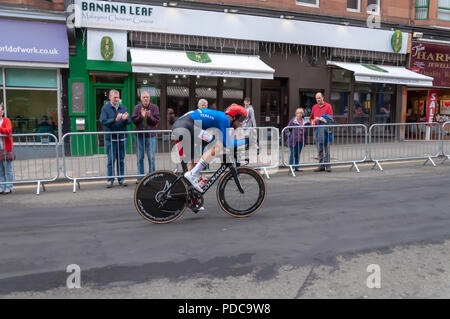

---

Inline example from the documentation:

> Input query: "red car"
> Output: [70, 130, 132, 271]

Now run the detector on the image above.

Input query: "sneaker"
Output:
[119, 181, 128, 187]
[184, 171, 204, 193]
[106, 181, 114, 188]
[314, 167, 325, 172]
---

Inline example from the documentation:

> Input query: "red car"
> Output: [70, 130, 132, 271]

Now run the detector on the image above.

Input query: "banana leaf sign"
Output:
[186, 52, 212, 63]
[101, 36, 114, 61]
[391, 30, 402, 53]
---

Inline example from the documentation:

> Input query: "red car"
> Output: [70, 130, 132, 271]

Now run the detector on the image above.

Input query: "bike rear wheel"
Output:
[217, 167, 266, 218]
[134, 170, 188, 224]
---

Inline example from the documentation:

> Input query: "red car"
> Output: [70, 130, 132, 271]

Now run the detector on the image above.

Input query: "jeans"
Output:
[0, 160, 14, 191]
[136, 135, 156, 175]
[106, 139, 126, 183]
[317, 143, 330, 169]
[289, 142, 304, 167]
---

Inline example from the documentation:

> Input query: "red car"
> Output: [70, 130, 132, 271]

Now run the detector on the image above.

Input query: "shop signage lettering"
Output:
[426, 90, 438, 124]
[411, 41, 450, 88]
[81, 1, 152, 16]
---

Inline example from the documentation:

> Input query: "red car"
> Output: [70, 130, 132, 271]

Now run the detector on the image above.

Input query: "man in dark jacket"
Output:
[99, 89, 132, 188]
[131, 91, 160, 180]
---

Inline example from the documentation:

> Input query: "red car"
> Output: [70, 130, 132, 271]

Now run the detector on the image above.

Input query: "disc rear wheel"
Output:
[134, 171, 188, 224]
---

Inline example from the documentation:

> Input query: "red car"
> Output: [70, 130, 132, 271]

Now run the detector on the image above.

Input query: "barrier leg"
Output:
[424, 157, 436, 167]
[263, 167, 270, 179]
[350, 162, 360, 173]
[372, 160, 383, 171]
[441, 155, 450, 164]
[289, 165, 296, 177]
[73, 179, 78, 193]
[36, 181, 40, 195]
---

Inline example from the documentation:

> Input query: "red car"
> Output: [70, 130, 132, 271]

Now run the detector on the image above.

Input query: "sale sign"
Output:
[426, 90, 439, 123]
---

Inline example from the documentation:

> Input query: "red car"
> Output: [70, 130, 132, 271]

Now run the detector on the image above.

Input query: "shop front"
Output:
[0, 18, 69, 140]
[408, 41, 450, 125]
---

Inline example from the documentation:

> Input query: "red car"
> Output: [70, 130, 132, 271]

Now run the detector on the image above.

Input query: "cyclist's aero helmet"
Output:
[225, 104, 247, 122]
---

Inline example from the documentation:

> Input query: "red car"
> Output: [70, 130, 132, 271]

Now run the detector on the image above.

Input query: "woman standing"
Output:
[285, 108, 307, 172]
[0, 103, 14, 194]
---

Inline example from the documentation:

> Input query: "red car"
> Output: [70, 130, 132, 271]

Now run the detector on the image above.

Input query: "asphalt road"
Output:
[1, 161, 450, 298]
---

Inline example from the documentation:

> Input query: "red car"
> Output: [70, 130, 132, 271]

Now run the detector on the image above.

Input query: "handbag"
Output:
[0, 149, 16, 161]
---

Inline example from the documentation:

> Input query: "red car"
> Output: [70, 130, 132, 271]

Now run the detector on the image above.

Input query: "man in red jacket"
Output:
[310, 92, 334, 172]
[0, 103, 14, 194]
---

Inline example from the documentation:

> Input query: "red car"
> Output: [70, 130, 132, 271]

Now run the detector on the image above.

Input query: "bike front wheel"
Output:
[217, 167, 266, 218]
[134, 170, 188, 224]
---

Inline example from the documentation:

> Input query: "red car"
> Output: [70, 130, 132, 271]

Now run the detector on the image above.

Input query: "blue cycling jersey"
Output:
[183, 108, 246, 149]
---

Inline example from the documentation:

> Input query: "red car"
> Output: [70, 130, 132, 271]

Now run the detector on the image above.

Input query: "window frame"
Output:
[366, 0, 381, 15]
[437, 0, 450, 21]
[415, 0, 430, 20]
[295, 0, 320, 8]
[346, 0, 361, 13]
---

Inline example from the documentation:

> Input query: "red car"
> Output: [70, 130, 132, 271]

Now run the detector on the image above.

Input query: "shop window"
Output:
[167, 74, 189, 118]
[3, 68, 58, 135]
[6, 68, 57, 88]
[415, 0, 429, 20]
[375, 84, 394, 124]
[223, 78, 244, 109]
[331, 69, 351, 124]
[6, 89, 57, 135]
[438, 0, 450, 21]
[353, 83, 372, 125]
[136, 74, 161, 106]
[195, 76, 217, 108]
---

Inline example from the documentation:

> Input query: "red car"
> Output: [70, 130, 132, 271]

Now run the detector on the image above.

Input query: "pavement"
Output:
[1, 160, 450, 298]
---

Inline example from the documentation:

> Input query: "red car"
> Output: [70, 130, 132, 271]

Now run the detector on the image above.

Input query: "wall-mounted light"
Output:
[229, 9, 238, 13]
[341, 22, 350, 26]
[169, 2, 178, 7]
[224, 9, 229, 13]
[280, 15, 285, 19]
[163, 2, 167, 6]
[285, 15, 294, 19]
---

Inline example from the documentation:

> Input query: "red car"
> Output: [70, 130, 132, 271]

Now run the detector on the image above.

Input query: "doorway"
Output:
[260, 78, 288, 128]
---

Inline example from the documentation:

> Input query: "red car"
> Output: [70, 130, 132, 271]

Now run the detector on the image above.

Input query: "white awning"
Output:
[327, 61, 434, 87]
[130, 48, 274, 79]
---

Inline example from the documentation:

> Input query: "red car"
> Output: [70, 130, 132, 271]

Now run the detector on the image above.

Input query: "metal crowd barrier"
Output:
[441, 121, 450, 162]
[193, 127, 280, 179]
[62, 130, 175, 192]
[0, 133, 59, 194]
[281, 124, 367, 176]
[368, 122, 441, 171]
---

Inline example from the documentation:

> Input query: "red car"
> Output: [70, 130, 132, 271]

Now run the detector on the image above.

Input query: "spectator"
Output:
[285, 108, 308, 172]
[99, 89, 131, 188]
[310, 92, 334, 172]
[132, 91, 160, 182]
[167, 108, 176, 130]
[242, 97, 256, 129]
[197, 99, 208, 109]
[242, 97, 259, 152]
[0, 103, 14, 194]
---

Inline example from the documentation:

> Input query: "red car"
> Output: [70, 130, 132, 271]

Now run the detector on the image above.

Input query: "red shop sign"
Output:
[410, 41, 450, 88]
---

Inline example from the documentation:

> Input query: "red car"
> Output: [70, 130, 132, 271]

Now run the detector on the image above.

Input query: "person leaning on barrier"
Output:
[99, 89, 132, 188]
[0, 103, 15, 194]
[131, 91, 160, 183]
[310, 92, 334, 172]
[285, 108, 308, 172]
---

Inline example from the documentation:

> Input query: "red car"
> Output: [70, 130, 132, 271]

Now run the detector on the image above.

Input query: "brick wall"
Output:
[0, 0, 64, 11]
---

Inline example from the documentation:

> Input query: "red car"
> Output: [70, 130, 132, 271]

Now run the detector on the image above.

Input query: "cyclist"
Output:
[171, 104, 248, 193]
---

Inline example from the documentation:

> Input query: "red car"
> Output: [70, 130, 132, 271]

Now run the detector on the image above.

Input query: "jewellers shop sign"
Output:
[410, 41, 450, 88]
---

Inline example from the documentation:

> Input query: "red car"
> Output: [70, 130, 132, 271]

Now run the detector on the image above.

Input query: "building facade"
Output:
[0, 0, 69, 140]
[67, 0, 438, 139]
